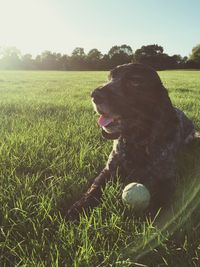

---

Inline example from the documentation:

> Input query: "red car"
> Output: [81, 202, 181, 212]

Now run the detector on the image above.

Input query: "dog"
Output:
[67, 63, 196, 220]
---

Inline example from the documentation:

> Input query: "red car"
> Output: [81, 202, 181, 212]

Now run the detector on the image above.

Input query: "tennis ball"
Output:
[122, 182, 150, 211]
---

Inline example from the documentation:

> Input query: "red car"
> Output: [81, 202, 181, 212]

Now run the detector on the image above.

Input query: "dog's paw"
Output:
[66, 199, 85, 221]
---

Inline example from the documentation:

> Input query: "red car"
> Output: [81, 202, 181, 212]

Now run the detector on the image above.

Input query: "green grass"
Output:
[0, 70, 200, 266]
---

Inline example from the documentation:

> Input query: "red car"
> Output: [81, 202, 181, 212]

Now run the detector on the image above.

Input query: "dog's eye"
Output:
[123, 79, 143, 95]
[132, 76, 143, 83]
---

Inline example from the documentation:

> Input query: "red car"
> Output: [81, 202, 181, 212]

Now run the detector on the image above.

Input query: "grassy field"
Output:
[0, 70, 200, 266]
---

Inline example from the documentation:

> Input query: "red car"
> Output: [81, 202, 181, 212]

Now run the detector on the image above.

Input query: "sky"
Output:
[0, 0, 199, 57]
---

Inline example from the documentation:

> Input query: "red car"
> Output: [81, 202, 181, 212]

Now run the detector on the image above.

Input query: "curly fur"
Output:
[67, 63, 195, 220]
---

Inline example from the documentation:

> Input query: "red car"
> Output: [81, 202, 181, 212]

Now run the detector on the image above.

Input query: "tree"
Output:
[59, 54, 70, 70]
[0, 44, 199, 70]
[189, 44, 200, 66]
[134, 44, 174, 70]
[21, 54, 35, 69]
[108, 44, 133, 57]
[0, 46, 21, 69]
[108, 45, 133, 68]
[70, 47, 86, 70]
[135, 44, 163, 58]
[101, 54, 110, 70]
[134, 44, 163, 64]
[87, 49, 102, 61]
[39, 51, 59, 70]
[72, 47, 85, 57]
[169, 54, 188, 69]
[35, 55, 42, 69]
[87, 48, 103, 70]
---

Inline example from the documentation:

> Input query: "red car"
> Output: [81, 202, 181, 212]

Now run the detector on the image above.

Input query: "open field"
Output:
[0, 70, 200, 266]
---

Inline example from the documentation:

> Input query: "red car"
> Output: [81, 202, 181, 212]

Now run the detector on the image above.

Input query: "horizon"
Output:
[0, 0, 200, 57]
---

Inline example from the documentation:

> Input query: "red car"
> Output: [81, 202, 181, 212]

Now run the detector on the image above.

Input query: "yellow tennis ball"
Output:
[122, 182, 150, 211]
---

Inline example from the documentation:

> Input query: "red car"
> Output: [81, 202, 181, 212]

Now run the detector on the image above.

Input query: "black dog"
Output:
[67, 63, 197, 219]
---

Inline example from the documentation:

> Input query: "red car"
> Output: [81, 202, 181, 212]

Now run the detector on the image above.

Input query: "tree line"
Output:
[0, 44, 200, 70]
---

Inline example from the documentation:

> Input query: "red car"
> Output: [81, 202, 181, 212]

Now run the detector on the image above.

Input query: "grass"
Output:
[0, 70, 200, 266]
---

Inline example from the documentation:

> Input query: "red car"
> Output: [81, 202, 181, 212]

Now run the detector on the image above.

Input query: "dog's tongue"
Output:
[98, 115, 113, 127]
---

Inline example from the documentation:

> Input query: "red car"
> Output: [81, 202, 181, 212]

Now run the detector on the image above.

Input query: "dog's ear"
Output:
[101, 129, 120, 140]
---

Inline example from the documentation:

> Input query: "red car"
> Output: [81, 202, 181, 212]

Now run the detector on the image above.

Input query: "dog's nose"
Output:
[91, 89, 104, 104]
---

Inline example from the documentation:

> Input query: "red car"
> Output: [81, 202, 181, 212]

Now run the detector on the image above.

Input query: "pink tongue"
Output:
[98, 115, 114, 127]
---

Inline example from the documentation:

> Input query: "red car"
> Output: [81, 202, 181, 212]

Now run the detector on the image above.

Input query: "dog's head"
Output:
[91, 63, 175, 140]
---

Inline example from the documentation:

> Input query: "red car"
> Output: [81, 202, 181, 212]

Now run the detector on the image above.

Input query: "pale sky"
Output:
[0, 0, 199, 57]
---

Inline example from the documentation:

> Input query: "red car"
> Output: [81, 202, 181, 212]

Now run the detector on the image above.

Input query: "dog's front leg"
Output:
[67, 169, 110, 220]
[67, 151, 120, 220]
